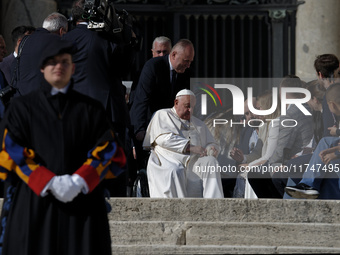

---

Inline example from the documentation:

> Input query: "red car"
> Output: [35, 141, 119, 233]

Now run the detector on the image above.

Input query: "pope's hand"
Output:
[206, 145, 218, 157]
[188, 145, 206, 157]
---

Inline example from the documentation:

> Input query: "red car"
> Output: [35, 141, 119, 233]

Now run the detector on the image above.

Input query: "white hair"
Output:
[152, 36, 172, 49]
[42, 12, 68, 33]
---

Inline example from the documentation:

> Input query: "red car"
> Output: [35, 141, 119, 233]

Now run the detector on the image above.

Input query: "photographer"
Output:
[63, 0, 138, 196]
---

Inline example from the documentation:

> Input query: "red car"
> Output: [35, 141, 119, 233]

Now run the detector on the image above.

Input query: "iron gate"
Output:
[57, 0, 304, 85]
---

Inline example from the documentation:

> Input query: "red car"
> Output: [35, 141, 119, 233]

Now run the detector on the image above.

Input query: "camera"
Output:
[83, 0, 140, 46]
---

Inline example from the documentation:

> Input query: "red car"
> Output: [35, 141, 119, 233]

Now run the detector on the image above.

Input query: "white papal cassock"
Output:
[143, 107, 224, 198]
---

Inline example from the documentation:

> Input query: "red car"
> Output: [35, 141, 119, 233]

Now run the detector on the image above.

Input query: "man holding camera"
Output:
[63, 0, 137, 143]
[63, 0, 138, 197]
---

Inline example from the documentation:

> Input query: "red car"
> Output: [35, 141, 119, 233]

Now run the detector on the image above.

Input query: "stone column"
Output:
[296, 0, 340, 80]
[0, 0, 57, 53]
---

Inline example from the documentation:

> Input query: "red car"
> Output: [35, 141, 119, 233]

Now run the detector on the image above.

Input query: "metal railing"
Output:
[57, 0, 304, 82]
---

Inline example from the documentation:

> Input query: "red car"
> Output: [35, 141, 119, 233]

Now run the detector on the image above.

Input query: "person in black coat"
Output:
[0, 26, 36, 84]
[128, 39, 194, 182]
[0, 35, 8, 120]
[126, 36, 172, 193]
[11, 13, 68, 96]
[63, 0, 138, 197]
[128, 36, 172, 110]
[63, 0, 137, 143]
[130, 39, 195, 143]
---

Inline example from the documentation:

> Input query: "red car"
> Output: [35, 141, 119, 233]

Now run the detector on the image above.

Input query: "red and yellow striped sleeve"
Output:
[0, 129, 55, 196]
[74, 140, 126, 193]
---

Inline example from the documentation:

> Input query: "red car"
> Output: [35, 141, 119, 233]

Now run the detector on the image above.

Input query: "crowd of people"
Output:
[0, 4, 339, 202]
[205, 55, 340, 200]
[0, 0, 339, 253]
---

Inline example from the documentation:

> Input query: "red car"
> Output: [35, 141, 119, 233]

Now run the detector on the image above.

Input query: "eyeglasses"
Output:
[45, 59, 71, 67]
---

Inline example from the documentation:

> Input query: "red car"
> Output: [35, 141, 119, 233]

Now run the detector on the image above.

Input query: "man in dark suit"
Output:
[63, 0, 137, 197]
[63, 0, 136, 142]
[11, 13, 68, 96]
[130, 39, 195, 143]
[128, 39, 194, 182]
[128, 36, 172, 110]
[0, 35, 7, 64]
[0, 35, 8, 120]
[0, 26, 35, 84]
[0, 35, 7, 87]
[126, 36, 172, 194]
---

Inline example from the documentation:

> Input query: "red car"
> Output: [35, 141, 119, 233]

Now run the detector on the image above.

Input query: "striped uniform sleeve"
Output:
[0, 129, 55, 196]
[74, 140, 126, 193]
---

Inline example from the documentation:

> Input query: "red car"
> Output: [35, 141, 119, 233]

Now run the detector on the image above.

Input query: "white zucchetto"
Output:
[175, 89, 196, 98]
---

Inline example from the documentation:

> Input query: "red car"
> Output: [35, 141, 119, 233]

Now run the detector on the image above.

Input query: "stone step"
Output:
[108, 198, 340, 223]
[109, 221, 340, 247]
[107, 198, 340, 254]
[110, 245, 340, 255]
[1, 198, 340, 254]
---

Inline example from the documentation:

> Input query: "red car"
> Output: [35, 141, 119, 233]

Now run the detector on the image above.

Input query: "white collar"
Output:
[168, 55, 174, 71]
[171, 107, 190, 124]
[51, 83, 70, 95]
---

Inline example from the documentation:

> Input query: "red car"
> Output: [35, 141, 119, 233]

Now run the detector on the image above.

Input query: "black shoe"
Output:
[285, 183, 319, 199]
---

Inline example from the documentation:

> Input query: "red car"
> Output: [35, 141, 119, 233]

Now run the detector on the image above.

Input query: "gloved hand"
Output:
[47, 175, 82, 203]
[71, 174, 89, 194]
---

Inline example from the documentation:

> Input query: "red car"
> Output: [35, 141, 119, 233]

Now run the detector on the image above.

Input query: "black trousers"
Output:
[248, 168, 282, 198]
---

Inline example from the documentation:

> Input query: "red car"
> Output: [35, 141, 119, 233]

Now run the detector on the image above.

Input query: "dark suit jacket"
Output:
[0, 53, 15, 84]
[0, 70, 8, 118]
[12, 28, 60, 96]
[63, 24, 133, 134]
[129, 55, 191, 134]
[237, 125, 255, 154]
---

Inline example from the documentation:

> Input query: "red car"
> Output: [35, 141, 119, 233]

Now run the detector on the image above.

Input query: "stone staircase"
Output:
[108, 198, 340, 254]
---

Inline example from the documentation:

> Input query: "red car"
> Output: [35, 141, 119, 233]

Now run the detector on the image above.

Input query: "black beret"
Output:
[39, 38, 77, 68]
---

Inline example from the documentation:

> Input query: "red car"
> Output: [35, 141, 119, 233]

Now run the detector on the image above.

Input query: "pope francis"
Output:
[143, 89, 224, 198]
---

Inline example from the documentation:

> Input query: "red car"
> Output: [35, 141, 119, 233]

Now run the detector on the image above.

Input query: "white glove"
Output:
[45, 175, 82, 203]
[71, 174, 89, 194]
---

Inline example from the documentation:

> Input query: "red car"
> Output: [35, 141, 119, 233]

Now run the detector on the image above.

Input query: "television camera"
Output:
[82, 0, 142, 47]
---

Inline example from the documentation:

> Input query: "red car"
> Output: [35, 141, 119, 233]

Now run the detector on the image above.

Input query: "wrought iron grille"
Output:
[56, 0, 304, 84]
